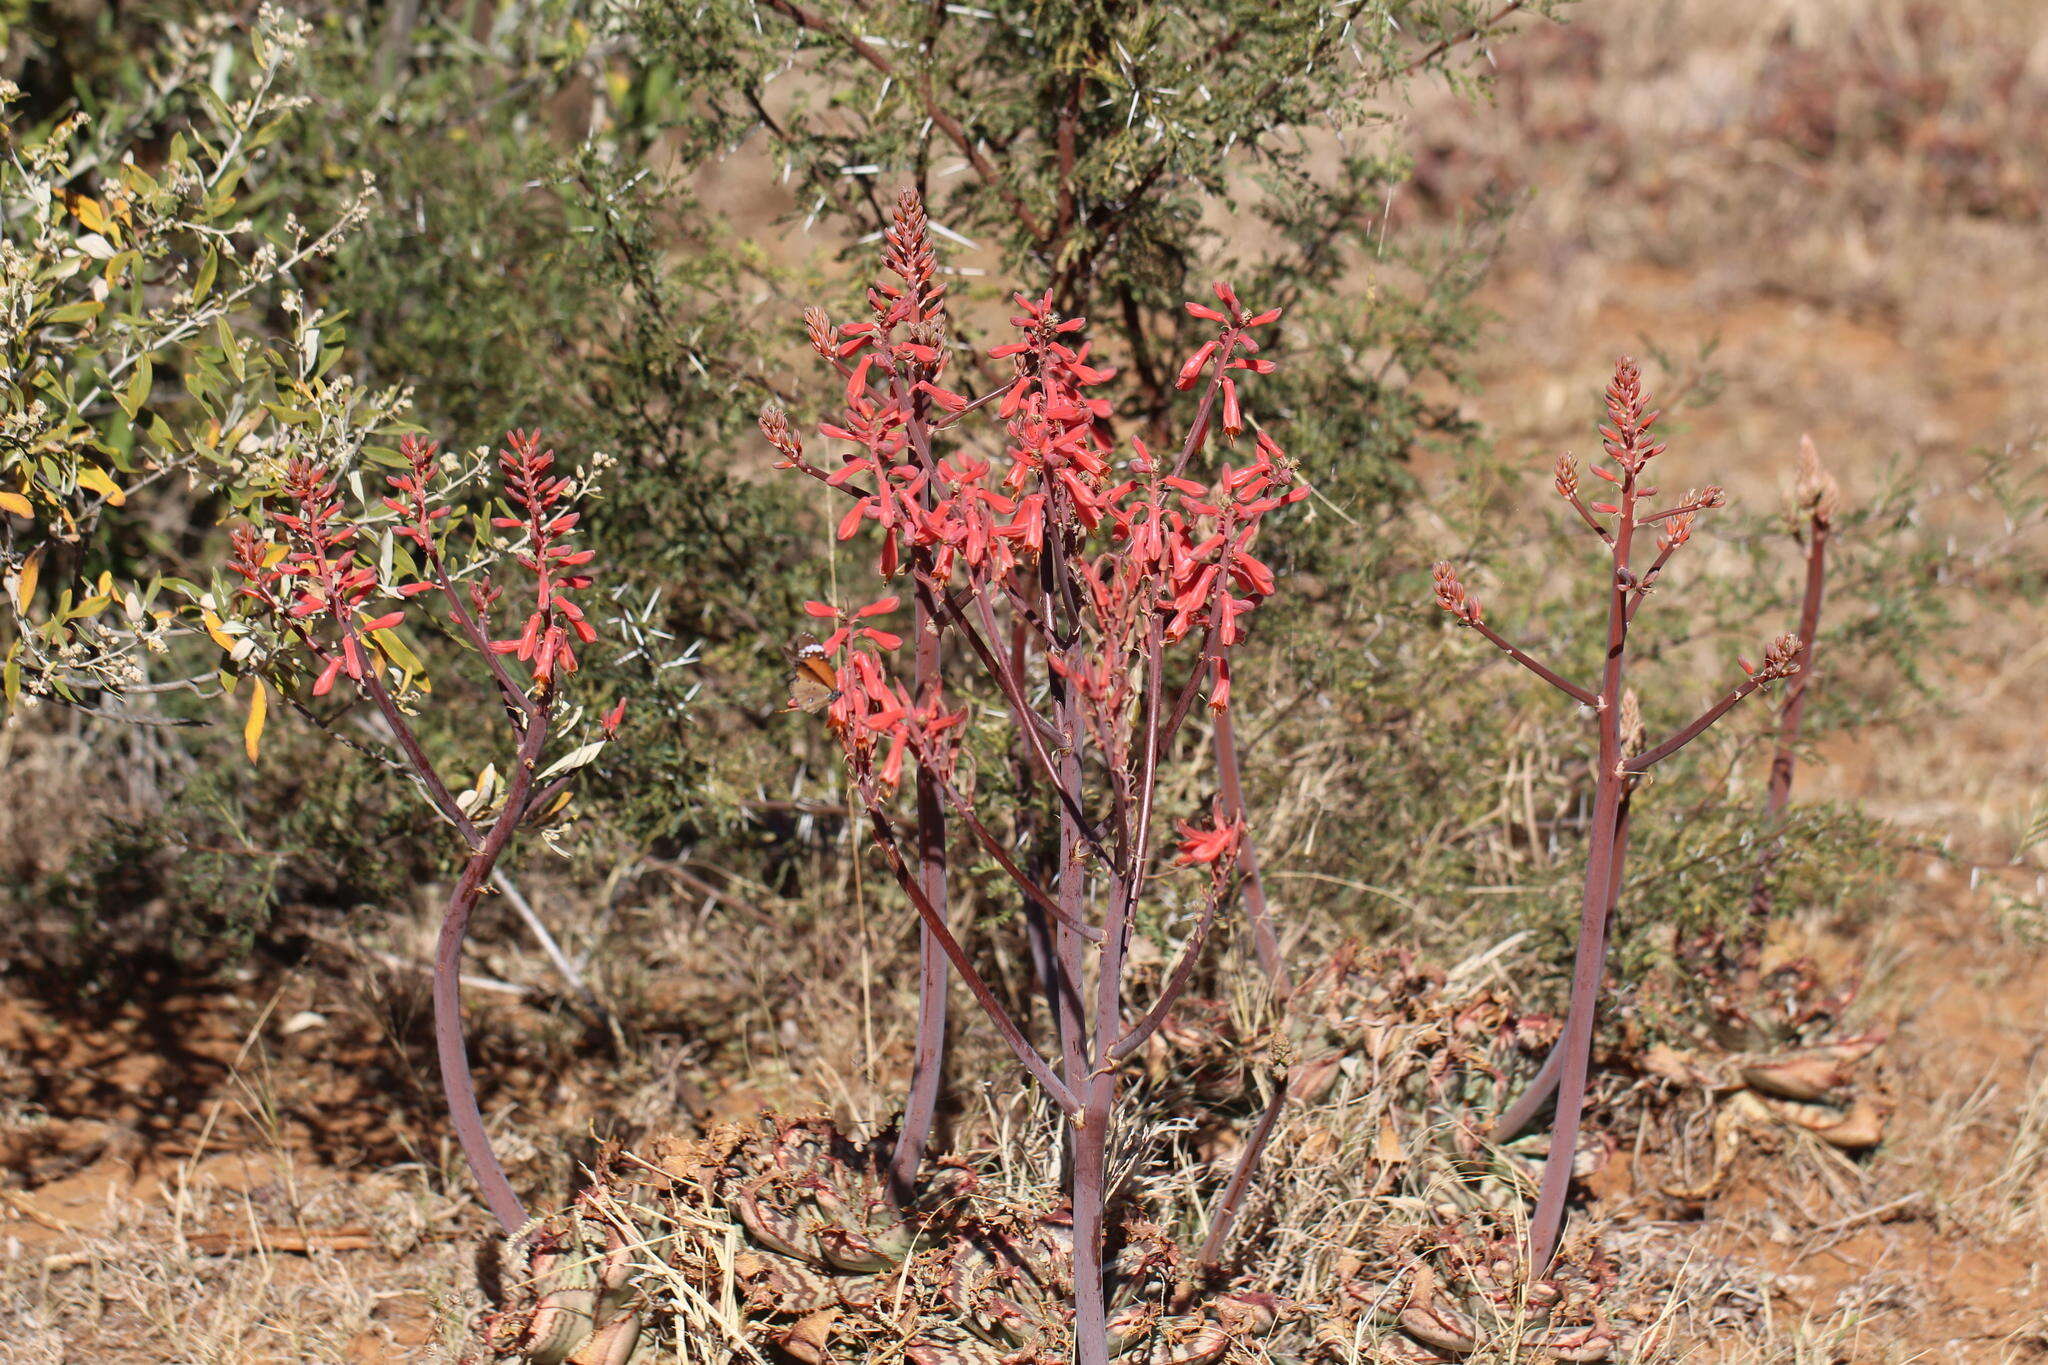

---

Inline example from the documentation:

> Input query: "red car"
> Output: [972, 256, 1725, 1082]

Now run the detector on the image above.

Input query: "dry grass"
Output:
[0, 1113, 473, 1363]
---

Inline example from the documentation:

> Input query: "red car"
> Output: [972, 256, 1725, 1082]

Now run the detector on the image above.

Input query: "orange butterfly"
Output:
[781, 634, 842, 714]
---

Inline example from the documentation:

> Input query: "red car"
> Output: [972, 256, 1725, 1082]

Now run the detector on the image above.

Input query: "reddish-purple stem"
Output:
[1047, 560, 1093, 1101]
[1526, 453, 1638, 1270]
[349, 627, 479, 845]
[432, 696, 551, 1234]
[1487, 789, 1632, 1143]
[891, 574, 951, 1198]
[886, 348, 952, 1196]
[919, 761, 1102, 941]
[1751, 518, 1828, 922]
[954, 582, 1112, 859]
[421, 542, 542, 725]
[1466, 619, 1599, 709]
[1187, 704, 1296, 1265]
[1214, 708, 1284, 988]
[1069, 349, 1237, 1365]
[1196, 1075, 1289, 1270]
[1561, 488, 1615, 545]
[1108, 868, 1231, 1063]
[859, 799, 1081, 1115]
[1626, 674, 1772, 773]
[1071, 614, 1171, 1365]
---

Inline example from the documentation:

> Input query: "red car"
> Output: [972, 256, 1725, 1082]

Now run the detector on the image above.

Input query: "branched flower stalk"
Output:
[229, 432, 624, 1234]
[1434, 359, 1802, 1269]
[768, 189, 1306, 1363]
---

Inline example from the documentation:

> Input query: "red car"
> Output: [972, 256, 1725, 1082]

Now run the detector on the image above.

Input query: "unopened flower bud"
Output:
[1762, 631, 1803, 678]
[1431, 562, 1483, 626]
[759, 403, 802, 465]
[1660, 510, 1695, 552]
[803, 306, 834, 359]
[1793, 435, 1840, 528]
[1553, 454, 1579, 500]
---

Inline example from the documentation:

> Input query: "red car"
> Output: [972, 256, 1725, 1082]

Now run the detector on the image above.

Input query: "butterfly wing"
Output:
[782, 634, 842, 714]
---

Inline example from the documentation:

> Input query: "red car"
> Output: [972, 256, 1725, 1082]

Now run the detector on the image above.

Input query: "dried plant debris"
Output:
[462, 945, 1885, 1363]
[463, 1116, 1289, 1365]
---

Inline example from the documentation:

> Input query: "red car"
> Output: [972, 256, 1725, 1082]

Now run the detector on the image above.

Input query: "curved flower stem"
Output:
[421, 540, 542, 725]
[350, 631, 478, 846]
[1108, 866, 1231, 1063]
[432, 700, 549, 1235]
[1626, 674, 1771, 772]
[1561, 487, 1615, 544]
[433, 850, 526, 1232]
[1528, 779, 1620, 1267]
[917, 756, 1101, 941]
[1179, 705, 1297, 1274]
[956, 584, 1113, 860]
[1072, 616, 1169, 1365]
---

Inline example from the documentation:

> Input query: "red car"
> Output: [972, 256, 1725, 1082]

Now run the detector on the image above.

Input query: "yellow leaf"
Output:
[370, 627, 430, 695]
[76, 466, 126, 506]
[60, 190, 115, 239]
[11, 547, 40, 611]
[244, 677, 268, 762]
[200, 608, 236, 652]
[0, 491, 29, 517]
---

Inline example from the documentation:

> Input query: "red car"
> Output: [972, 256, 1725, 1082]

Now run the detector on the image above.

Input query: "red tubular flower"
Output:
[1174, 803, 1244, 866]
[385, 435, 455, 550]
[477, 430, 603, 686]
[1207, 655, 1233, 712]
[1175, 341, 1219, 390]
[313, 654, 345, 696]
